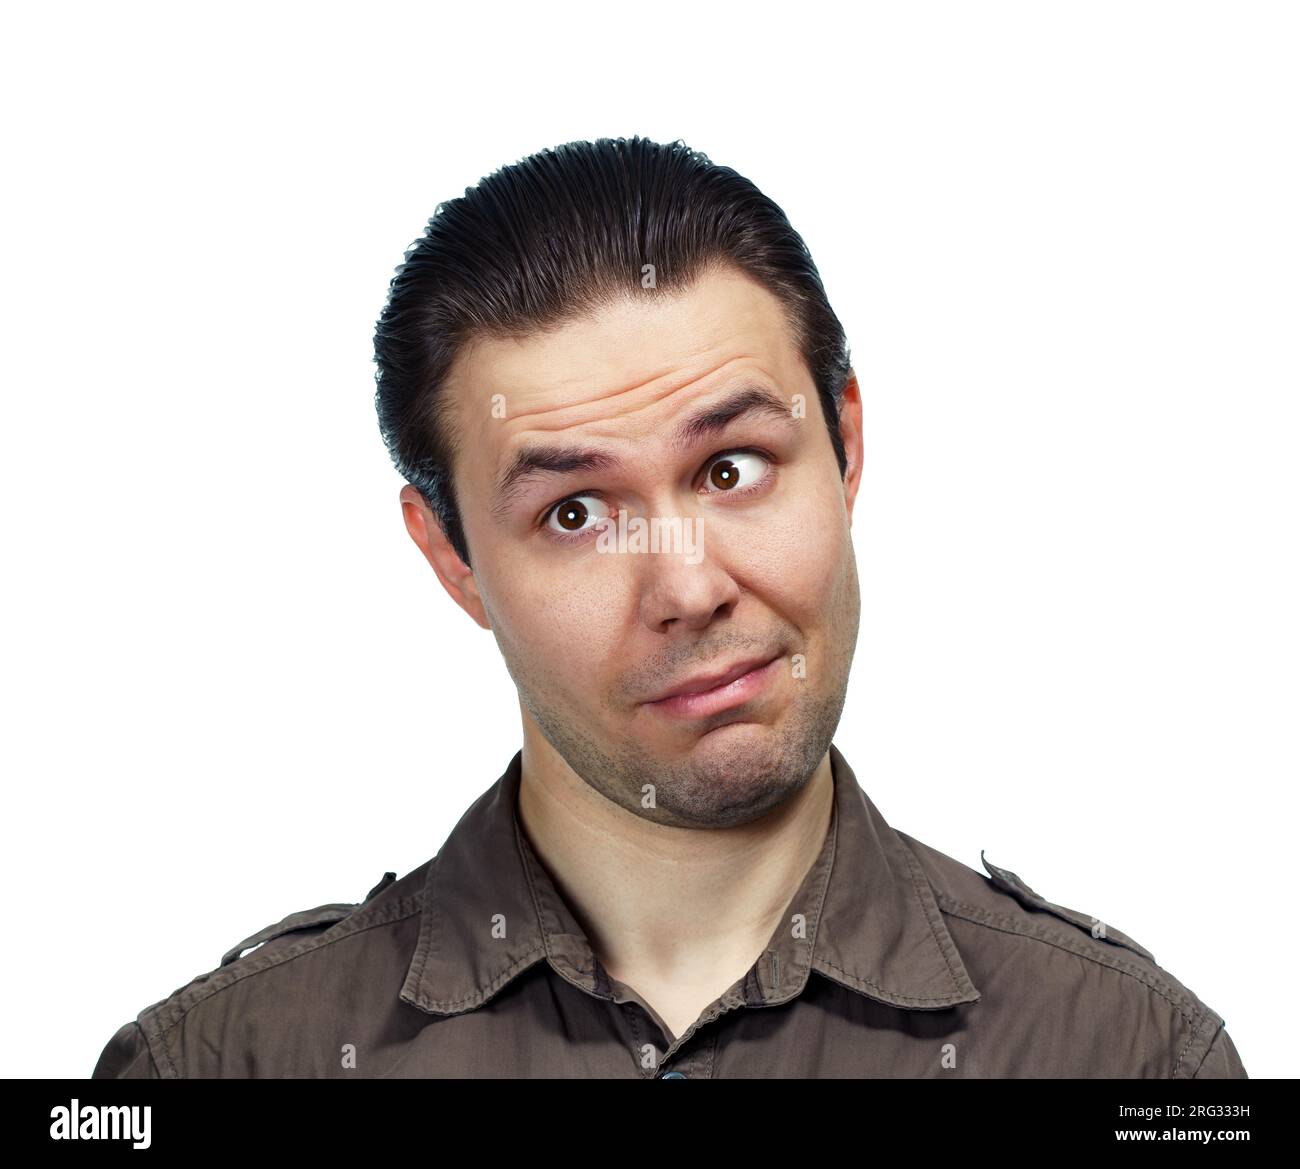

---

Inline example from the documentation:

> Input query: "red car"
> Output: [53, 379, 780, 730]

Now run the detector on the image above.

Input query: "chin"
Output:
[651, 724, 810, 825]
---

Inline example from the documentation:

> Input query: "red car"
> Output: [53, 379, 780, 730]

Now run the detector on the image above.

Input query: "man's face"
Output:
[404, 263, 863, 828]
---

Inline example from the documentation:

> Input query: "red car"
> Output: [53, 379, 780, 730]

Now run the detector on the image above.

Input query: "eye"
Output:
[700, 450, 771, 494]
[543, 494, 614, 541]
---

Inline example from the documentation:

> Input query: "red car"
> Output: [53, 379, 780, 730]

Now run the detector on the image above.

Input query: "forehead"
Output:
[443, 265, 806, 479]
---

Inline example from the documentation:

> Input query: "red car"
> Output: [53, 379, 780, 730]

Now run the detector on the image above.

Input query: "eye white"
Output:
[702, 451, 767, 493]
[545, 494, 612, 535]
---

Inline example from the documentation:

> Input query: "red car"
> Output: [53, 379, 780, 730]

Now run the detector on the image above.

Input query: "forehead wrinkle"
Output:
[487, 356, 770, 485]
[492, 360, 715, 436]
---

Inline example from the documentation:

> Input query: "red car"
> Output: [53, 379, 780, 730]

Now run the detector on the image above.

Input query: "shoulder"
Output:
[895, 831, 1245, 1078]
[92, 866, 430, 1079]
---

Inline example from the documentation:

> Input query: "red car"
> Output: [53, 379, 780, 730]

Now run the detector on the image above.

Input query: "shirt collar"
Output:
[400, 742, 980, 1016]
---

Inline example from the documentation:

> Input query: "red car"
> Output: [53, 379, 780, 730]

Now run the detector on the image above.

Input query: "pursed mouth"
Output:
[642, 651, 784, 708]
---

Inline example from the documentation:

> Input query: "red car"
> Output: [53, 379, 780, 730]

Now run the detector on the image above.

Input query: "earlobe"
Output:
[453, 567, 492, 632]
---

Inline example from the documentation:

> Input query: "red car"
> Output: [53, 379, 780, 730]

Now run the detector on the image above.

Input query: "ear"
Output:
[399, 485, 491, 630]
[837, 371, 864, 525]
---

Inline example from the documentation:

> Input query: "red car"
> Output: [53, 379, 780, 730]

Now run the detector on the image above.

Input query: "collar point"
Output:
[811, 959, 981, 1011]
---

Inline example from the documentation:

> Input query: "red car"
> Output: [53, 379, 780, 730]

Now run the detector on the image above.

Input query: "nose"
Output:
[636, 528, 741, 633]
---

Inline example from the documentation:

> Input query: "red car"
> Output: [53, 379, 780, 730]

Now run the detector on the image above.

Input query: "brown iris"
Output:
[555, 500, 588, 531]
[709, 458, 740, 489]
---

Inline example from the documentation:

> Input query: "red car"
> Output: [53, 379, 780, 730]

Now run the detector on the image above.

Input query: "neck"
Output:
[515, 726, 835, 994]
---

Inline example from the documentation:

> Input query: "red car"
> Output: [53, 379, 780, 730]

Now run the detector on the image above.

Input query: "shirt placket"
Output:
[598, 948, 797, 1078]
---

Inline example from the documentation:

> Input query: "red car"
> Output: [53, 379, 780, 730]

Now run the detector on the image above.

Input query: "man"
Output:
[93, 136, 1246, 1078]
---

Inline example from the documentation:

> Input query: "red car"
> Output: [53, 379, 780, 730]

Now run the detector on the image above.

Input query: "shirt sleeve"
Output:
[91, 1020, 162, 1079]
[1192, 1026, 1248, 1079]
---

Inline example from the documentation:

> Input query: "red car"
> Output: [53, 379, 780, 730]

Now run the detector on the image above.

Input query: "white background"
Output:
[2, 1, 1294, 1079]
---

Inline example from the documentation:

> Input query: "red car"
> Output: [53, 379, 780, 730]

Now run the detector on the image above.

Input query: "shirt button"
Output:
[660, 1071, 687, 1079]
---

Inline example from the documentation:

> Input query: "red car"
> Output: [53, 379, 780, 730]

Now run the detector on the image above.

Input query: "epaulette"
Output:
[980, 850, 1156, 963]
[218, 871, 397, 968]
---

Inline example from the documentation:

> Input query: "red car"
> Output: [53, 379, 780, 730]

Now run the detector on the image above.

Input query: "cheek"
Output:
[728, 477, 849, 616]
[484, 554, 626, 689]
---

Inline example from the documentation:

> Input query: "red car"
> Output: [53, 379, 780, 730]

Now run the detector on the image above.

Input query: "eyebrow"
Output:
[490, 384, 797, 522]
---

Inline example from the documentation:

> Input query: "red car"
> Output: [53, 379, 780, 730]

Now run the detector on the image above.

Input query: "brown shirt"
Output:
[92, 744, 1247, 1078]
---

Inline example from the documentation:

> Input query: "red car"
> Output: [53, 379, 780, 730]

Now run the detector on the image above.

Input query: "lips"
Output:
[644, 653, 782, 705]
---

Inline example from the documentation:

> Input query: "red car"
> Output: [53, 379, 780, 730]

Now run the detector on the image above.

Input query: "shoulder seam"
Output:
[139, 892, 425, 1067]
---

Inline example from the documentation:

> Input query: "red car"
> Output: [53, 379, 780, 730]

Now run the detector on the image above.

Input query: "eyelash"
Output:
[539, 447, 777, 546]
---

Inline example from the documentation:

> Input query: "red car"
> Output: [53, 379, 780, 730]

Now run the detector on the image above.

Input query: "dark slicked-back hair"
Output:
[373, 135, 852, 568]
